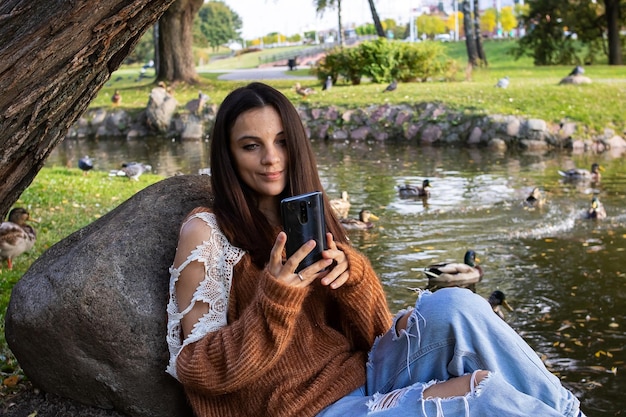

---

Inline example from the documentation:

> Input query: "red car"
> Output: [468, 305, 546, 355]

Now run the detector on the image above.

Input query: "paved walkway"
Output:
[204, 66, 316, 81]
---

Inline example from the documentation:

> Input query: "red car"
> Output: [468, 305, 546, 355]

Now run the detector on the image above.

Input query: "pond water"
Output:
[48, 136, 626, 416]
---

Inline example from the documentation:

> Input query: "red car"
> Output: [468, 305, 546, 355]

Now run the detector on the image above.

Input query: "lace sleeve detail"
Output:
[166, 212, 246, 380]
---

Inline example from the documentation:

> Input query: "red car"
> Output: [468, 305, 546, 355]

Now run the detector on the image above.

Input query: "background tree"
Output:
[446, 11, 465, 38]
[473, 0, 488, 65]
[126, 26, 155, 64]
[500, 6, 518, 35]
[196, 1, 242, 52]
[156, 0, 203, 84]
[513, 0, 624, 65]
[480, 7, 517, 36]
[462, 0, 479, 66]
[0, 0, 175, 219]
[513, 2, 530, 37]
[315, 0, 344, 47]
[416, 14, 447, 39]
[366, 0, 385, 37]
[604, 0, 623, 64]
[514, 0, 583, 65]
[481, 8, 497, 34]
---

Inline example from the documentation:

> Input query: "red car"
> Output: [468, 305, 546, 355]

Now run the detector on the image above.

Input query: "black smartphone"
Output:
[280, 191, 328, 273]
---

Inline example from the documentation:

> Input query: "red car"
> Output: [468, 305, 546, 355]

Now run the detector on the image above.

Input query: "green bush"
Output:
[357, 38, 400, 83]
[316, 39, 458, 85]
[315, 46, 365, 85]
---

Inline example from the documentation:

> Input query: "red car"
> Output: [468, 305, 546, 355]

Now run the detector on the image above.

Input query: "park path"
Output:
[202, 66, 315, 81]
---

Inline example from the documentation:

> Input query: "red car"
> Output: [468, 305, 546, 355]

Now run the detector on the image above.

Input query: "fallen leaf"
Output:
[3, 375, 20, 387]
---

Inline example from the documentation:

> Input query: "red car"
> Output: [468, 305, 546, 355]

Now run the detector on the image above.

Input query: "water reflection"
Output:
[48, 136, 626, 416]
[50, 136, 211, 176]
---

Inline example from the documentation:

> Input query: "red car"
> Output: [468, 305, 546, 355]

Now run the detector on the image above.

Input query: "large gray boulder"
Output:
[5, 175, 214, 417]
[146, 85, 178, 133]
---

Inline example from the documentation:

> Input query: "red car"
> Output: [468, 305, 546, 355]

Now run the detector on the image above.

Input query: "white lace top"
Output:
[166, 212, 246, 380]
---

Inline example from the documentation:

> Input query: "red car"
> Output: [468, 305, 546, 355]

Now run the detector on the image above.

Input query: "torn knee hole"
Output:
[367, 387, 411, 412]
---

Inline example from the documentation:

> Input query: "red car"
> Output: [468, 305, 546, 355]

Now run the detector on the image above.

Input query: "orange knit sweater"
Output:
[176, 243, 392, 417]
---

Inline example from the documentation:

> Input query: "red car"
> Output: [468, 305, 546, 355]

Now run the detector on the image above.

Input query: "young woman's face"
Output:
[229, 106, 288, 204]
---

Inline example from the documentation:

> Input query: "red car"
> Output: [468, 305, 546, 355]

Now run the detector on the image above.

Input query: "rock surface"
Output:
[5, 175, 214, 417]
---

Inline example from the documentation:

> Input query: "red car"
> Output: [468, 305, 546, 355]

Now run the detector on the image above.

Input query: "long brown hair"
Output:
[210, 82, 348, 267]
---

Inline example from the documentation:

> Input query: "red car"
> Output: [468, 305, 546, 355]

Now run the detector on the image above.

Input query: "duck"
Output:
[78, 155, 94, 174]
[330, 191, 350, 219]
[340, 209, 379, 231]
[0, 208, 37, 271]
[523, 187, 546, 209]
[185, 91, 210, 116]
[383, 80, 397, 93]
[111, 90, 122, 106]
[487, 290, 513, 320]
[294, 83, 315, 98]
[585, 196, 607, 220]
[424, 250, 484, 292]
[558, 163, 603, 182]
[116, 162, 152, 181]
[398, 179, 432, 198]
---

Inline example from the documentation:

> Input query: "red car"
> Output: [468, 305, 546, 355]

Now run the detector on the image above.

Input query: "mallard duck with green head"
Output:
[340, 209, 379, 231]
[558, 162, 603, 182]
[0, 208, 37, 271]
[487, 290, 514, 320]
[424, 250, 483, 291]
[398, 179, 431, 198]
[585, 196, 607, 220]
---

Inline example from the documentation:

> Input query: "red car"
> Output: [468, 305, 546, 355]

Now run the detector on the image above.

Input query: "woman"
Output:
[166, 82, 584, 416]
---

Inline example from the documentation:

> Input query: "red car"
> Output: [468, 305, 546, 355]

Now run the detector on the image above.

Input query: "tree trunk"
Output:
[157, 0, 203, 83]
[337, 0, 344, 47]
[367, 0, 385, 38]
[473, 0, 487, 66]
[0, 0, 175, 219]
[462, 1, 478, 66]
[605, 0, 623, 65]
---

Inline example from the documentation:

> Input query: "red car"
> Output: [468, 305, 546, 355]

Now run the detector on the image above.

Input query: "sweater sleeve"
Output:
[328, 243, 393, 351]
[176, 268, 309, 396]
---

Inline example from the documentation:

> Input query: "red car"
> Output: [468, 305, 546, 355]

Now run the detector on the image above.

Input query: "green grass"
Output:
[0, 168, 163, 385]
[94, 40, 626, 134]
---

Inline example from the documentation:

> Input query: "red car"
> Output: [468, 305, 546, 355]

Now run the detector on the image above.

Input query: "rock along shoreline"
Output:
[68, 101, 626, 155]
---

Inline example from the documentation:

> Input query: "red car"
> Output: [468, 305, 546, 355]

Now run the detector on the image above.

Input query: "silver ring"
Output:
[297, 272, 305, 281]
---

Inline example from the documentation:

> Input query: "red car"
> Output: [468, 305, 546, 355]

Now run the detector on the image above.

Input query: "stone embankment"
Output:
[68, 96, 626, 154]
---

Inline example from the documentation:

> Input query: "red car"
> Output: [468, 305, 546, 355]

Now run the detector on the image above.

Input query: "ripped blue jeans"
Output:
[318, 288, 583, 416]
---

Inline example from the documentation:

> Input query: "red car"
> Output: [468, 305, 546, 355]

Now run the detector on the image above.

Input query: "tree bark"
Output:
[604, 0, 623, 65]
[367, 0, 385, 38]
[0, 0, 175, 218]
[157, 0, 202, 83]
[337, 0, 344, 47]
[462, 1, 478, 66]
[473, 0, 487, 66]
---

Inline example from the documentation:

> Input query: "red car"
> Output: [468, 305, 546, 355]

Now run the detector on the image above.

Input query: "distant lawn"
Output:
[92, 39, 626, 134]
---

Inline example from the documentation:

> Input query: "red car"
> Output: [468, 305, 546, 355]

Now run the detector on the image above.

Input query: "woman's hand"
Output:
[319, 233, 350, 289]
[268, 231, 332, 287]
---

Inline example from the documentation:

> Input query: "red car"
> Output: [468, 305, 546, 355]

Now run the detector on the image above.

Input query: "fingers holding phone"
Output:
[320, 232, 350, 289]
[268, 232, 331, 287]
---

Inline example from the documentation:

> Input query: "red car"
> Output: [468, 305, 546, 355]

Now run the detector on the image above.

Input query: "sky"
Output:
[222, 0, 418, 40]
